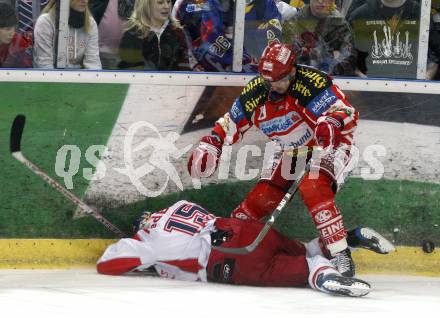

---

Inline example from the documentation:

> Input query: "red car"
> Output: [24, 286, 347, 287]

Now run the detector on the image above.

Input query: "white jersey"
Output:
[97, 200, 217, 281]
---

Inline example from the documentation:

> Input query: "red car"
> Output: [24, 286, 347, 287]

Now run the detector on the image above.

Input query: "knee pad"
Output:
[231, 181, 286, 220]
[299, 173, 334, 211]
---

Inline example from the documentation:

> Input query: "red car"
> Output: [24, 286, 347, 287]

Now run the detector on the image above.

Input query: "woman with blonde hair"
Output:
[118, 0, 190, 70]
[34, 0, 102, 69]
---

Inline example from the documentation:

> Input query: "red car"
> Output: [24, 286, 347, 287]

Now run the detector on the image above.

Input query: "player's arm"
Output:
[188, 77, 267, 178]
[97, 238, 154, 275]
[302, 77, 358, 150]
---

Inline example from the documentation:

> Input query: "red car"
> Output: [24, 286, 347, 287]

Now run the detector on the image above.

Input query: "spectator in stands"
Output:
[0, 2, 33, 68]
[118, 0, 191, 70]
[90, 0, 135, 69]
[172, 0, 282, 72]
[14, 0, 51, 35]
[286, 0, 343, 10]
[427, 0, 440, 80]
[282, 0, 356, 76]
[275, 0, 299, 22]
[243, 0, 283, 64]
[347, 0, 420, 78]
[33, 0, 102, 69]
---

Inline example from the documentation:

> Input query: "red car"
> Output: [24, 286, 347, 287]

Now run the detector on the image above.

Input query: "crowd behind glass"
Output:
[0, 0, 439, 79]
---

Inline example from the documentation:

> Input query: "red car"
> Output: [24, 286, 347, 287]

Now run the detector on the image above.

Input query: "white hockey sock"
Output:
[306, 255, 339, 292]
[305, 237, 325, 258]
[326, 238, 348, 257]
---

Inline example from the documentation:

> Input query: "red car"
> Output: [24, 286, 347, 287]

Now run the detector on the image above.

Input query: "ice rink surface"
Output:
[1, 270, 439, 318]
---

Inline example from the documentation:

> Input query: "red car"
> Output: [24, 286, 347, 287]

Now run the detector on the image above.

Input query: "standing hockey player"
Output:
[188, 42, 359, 277]
[97, 200, 394, 296]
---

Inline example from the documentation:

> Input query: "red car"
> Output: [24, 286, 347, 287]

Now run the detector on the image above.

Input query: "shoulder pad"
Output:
[295, 65, 332, 89]
[289, 65, 337, 114]
[239, 76, 269, 116]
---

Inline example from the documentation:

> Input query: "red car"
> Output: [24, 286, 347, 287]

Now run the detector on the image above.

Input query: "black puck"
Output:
[422, 240, 435, 253]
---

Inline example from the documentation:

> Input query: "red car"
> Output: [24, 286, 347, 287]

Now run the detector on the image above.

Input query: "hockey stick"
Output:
[10, 115, 127, 238]
[212, 156, 313, 255]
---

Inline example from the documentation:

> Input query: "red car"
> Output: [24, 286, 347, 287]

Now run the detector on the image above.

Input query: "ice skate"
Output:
[316, 273, 371, 297]
[331, 248, 355, 277]
[348, 227, 395, 254]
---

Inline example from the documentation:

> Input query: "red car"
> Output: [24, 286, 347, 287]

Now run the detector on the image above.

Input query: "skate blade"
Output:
[360, 228, 395, 254]
[323, 280, 371, 297]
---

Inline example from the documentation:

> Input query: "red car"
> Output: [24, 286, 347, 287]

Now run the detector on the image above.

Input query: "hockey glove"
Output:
[314, 117, 343, 150]
[188, 135, 223, 178]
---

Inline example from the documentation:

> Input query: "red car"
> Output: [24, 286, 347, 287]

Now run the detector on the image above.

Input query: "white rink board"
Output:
[0, 270, 439, 318]
[2, 70, 440, 94]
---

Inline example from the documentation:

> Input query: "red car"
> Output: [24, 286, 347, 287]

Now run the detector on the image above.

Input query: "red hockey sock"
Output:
[299, 174, 347, 256]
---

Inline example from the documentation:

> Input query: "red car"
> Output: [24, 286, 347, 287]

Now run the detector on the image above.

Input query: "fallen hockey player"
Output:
[97, 200, 395, 297]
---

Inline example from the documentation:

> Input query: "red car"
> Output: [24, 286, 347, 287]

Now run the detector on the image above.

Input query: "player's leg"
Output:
[251, 222, 310, 286]
[230, 181, 287, 220]
[299, 173, 350, 252]
[207, 218, 308, 286]
[299, 147, 357, 277]
[230, 150, 299, 220]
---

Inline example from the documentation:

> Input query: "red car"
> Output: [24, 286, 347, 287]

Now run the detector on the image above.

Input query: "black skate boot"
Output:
[316, 273, 371, 297]
[347, 227, 395, 254]
[331, 248, 355, 277]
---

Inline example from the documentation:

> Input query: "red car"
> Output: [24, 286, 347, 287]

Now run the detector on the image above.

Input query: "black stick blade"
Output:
[10, 115, 26, 153]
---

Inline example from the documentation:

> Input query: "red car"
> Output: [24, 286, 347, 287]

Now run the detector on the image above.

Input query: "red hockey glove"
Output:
[188, 135, 223, 178]
[314, 117, 343, 150]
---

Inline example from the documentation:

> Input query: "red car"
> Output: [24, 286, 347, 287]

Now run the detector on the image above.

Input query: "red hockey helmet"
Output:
[258, 42, 296, 82]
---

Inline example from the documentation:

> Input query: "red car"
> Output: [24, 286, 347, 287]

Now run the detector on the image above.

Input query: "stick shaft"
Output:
[212, 161, 311, 254]
[11, 152, 126, 238]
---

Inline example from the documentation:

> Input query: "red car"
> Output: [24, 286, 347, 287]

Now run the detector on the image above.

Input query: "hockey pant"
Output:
[207, 217, 309, 286]
[231, 146, 357, 256]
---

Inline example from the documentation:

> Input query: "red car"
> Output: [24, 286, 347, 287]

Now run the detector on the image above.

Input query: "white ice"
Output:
[1, 270, 439, 318]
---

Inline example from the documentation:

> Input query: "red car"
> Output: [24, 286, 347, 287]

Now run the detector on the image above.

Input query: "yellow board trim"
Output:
[0, 239, 116, 269]
[0, 239, 439, 276]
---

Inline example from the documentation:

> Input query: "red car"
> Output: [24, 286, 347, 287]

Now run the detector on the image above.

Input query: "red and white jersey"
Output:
[97, 200, 217, 281]
[212, 65, 359, 150]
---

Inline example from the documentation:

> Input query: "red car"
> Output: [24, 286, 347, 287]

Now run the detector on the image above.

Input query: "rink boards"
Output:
[0, 239, 439, 276]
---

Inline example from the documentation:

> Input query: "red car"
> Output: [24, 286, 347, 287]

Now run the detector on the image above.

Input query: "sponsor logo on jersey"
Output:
[244, 94, 265, 113]
[307, 88, 338, 116]
[241, 78, 267, 113]
[229, 100, 245, 122]
[293, 79, 312, 97]
[242, 77, 264, 94]
[314, 210, 333, 224]
[259, 111, 302, 135]
[297, 67, 328, 89]
[286, 127, 313, 148]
